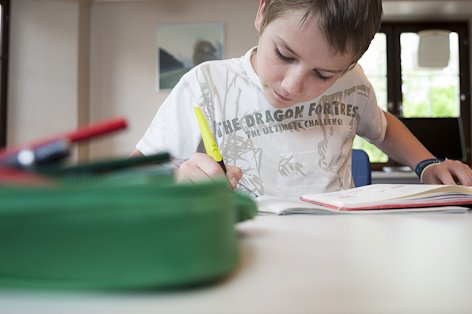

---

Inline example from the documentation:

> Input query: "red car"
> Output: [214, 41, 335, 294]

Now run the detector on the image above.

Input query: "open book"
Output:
[257, 184, 472, 215]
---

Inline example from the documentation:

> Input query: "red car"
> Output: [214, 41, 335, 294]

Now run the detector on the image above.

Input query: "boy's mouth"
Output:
[274, 90, 292, 102]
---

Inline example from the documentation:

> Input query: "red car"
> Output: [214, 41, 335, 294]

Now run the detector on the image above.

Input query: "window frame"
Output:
[371, 21, 471, 170]
[0, 0, 9, 148]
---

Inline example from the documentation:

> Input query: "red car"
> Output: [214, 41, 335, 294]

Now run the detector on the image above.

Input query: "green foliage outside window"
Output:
[403, 85, 457, 118]
[353, 136, 389, 163]
[355, 32, 460, 163]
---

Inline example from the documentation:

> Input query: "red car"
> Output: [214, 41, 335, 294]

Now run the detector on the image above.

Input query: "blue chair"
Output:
[352, 149, 371, 187]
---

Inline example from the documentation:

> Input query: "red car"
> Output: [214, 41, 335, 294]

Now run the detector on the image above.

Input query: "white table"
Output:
[2, 213, 472, 314]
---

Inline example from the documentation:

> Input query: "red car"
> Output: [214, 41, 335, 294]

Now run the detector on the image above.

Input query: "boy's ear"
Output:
[254, 0, 266, 33]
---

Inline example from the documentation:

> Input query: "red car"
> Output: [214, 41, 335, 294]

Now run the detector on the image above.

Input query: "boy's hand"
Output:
[177, 153, 243, 189]
[422, 159, 472, 186]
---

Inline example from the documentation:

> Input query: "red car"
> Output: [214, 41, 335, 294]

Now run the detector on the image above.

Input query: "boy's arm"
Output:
[375, 111, 472, 185]
[129, 149, 144, 158]
[375, 111, 434, 169]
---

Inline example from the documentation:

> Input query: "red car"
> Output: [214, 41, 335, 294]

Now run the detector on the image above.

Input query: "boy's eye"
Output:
[274, 46, 333, 82]
[274, 48, 293, 62]
[314, 70, 331, 82]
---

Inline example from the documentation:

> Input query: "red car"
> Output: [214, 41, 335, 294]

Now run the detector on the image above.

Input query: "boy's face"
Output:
[252, 6, 355, 109]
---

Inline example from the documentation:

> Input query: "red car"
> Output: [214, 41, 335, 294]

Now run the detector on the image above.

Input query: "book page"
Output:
[256, 195, 469, 215]
[301, 184, 472, 208]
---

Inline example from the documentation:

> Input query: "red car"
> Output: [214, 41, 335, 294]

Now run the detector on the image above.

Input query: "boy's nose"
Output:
[281, 69, 305, 96]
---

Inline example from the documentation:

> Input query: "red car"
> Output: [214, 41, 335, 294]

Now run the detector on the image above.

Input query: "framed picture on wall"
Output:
[158, 23, 225, 90]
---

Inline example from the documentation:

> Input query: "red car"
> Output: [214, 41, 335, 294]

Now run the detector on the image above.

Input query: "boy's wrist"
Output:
[415, 158, 442, 182]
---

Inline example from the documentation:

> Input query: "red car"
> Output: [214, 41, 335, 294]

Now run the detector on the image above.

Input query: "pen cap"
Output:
[194, 107, 223, 162]
[33, 139, 71, 164]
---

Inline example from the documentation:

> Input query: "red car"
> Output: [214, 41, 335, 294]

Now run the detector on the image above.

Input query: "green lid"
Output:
[0, 174, 257, 290]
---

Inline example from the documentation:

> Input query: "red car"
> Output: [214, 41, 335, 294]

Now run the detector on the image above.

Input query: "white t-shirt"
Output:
[137, 47, 386, 198]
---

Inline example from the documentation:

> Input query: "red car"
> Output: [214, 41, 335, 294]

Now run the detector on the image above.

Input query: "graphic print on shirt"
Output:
[196, 64, 370, 197]
[197, 65, 266, 196]
[314, 86, 368, 191]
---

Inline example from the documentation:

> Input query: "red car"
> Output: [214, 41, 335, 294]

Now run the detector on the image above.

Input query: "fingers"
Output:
[178, 153, 224, 183]
[178, 153, 243, 188]
[226, 165, 243, 189]
[423, 159, 472, 186]
[444, 159, 472, 186]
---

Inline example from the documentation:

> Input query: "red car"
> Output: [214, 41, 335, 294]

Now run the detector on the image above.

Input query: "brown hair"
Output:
[259, 0, 383, 64]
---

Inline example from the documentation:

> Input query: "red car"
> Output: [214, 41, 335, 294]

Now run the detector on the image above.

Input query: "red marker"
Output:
[65, 117, 127, 143]
[0, 117, 127, 168]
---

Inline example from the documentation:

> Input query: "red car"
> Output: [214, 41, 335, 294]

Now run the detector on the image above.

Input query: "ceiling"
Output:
[383, 1, 472, 20]
[76, 0, 472, 19]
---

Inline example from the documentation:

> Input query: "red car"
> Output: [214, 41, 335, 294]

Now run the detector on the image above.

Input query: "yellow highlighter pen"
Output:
[194, 107, 227, 174]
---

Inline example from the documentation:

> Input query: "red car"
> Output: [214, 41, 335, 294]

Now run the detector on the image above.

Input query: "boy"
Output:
[131, 0, 472, 197]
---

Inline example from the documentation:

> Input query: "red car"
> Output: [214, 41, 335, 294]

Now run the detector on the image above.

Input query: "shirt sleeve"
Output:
[136, 75, 204, 167]
[355, 83, 387, 145]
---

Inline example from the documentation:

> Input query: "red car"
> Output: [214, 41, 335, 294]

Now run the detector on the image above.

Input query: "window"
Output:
[0, 0, 9, 148]
[356, 22, 470, 169]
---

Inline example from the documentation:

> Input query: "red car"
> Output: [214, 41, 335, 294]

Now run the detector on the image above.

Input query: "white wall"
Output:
[8, 0, 472, 161]
[89, 0, 259, 159]
[9, 0, 79, 144]
[9, 0, 90, 161]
